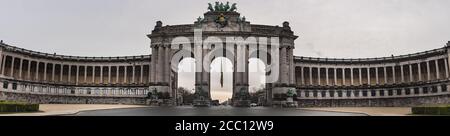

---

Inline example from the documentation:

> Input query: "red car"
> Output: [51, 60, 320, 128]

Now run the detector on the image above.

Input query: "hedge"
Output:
[0, 101, 40, 112]
[412, 105, 450, 115]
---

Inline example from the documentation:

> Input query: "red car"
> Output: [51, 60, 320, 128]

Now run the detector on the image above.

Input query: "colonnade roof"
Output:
[0, 42, 150, 62]
[295, 46, 449, 64]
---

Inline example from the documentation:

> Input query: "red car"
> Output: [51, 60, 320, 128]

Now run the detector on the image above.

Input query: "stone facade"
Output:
[0, 4, 449, 107]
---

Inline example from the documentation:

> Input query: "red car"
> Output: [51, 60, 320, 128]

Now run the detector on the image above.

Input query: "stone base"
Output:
[233, 100, 251, 107]
[149, 85, 170, 94]
[297, 94, 450, 107]
[193, 99, 211, 107]
[271, 86, 297, 107]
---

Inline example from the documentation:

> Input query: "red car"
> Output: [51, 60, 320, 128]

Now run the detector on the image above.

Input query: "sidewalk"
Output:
[300, 107, 412, 116]
[0, 104, 149, 116]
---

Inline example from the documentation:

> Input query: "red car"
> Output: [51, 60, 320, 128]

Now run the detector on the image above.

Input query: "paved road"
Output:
[72, 106, 367, 116]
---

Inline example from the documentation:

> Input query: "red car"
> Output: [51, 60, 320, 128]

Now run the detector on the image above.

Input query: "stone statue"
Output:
[208, 2, 237, 12]
[219, 2, 224, 11]
[224, 2, 230, 11]
[214, 2, 220, 11]
[208, 3, 214, 12]
[229, 3, 237, 12]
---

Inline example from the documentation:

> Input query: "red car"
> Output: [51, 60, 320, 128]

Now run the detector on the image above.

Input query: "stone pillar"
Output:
[375, 67, 379, 84]
[400, 65, 404, 83]
[325, 68, 329, 85]
[157, 46, 164, 83]
[60, 64, 64, 82]
[10, 57, 14, 78]
[342, 68, 345, 86]
[289, 48, 295, 85]
[309, 67, 312, 85]
[43, 62, 47, 81]
[76, 65, 79, 85]
[418, 63, 422, 81]
[0, 55, 5, 76]
[116, 66, 119, 83]
[100, 66, 103, 83]
[92, 66, 95, 84]
[108, 66, 111, 83]
[334, 68, 337, 85]
[140, 65, 144, 83]
[132, 65, 135, 83]
[52, 63, 55, 82]
[280, 47, 287, 84]
[445, 59, 449, 78]
[84, 65, 87, 83]
[68, 65, 71, 83]
[426, 61, 430, 80]
[124, 66, 127, 83]
[367, 67, 370, 85]
[392, 66, 396, 84]
[435, 60, 440, 79]
[359, 68, 362, 85]
[409, 64, 413, 82]
[19, 58, 23, 79]
[300, 67, 304, 85]
[35, 62, 39, 81]
[27, 60, 31, 80]
[150, 46, 157, 83]
[317, 67, 321, 85]
[350, 68, 354, 85]
[384, 67, 387, 84]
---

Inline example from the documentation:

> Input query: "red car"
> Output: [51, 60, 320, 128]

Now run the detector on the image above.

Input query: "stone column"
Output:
[384, 67, 387, 84]
[132, 65, 135, 83]
[27, 60, 31, 80]
[375, 67, 379, 84]
[392, 66, 396, 83]
[300, 67, 304, 85]
[317, 67, 321, 85]
[92, 66, 95, 84]
[35, 62, 39, 81]
[68, 65, 71, 83]
[0, 55, 5, 76]
[19, 58, 23, 79]
[10, 57, 15, 78]
[342, 68, 346, 86]
[60, 64, 64, 82]
[350, 68, 354, 85]
[280, 47, 287, 84]
[140, 65, 144, 83]
[400, 65, 404, 83]
[367, 67, 370, 85]
[426, 61, 430, 80]
[359, 68, 362, 85]
[325, 68, 329, 85]
[42, 62, 47, 81]
[116, 66, 119, 83]
[52, 63, 55, 82]
[409, 64, 413, 82]
[435, 60, 440, 79]
[157, 46, 164, 83]
[84, 65, 87, 83]
[150, 46, 157, 83]
[309, 67, 312, 85]
[289, 48, 295, 85]
[334, 68, 337, 85]
[108, 66, 111, 83]
[445, 59, 449, 78]
[100, 66, 103, 83]
[418, 63, 422, 81]
[76, 65, 79, 85]
[124, 66, 127, 83]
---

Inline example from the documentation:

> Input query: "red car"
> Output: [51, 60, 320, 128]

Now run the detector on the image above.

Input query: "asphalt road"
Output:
[72, 106, 367, 116]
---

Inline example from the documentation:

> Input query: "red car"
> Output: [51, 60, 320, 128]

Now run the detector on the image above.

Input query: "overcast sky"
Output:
[1, 0, 450, 101]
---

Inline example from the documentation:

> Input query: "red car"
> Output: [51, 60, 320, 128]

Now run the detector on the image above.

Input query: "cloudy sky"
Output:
[1, 0, 450, 101]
